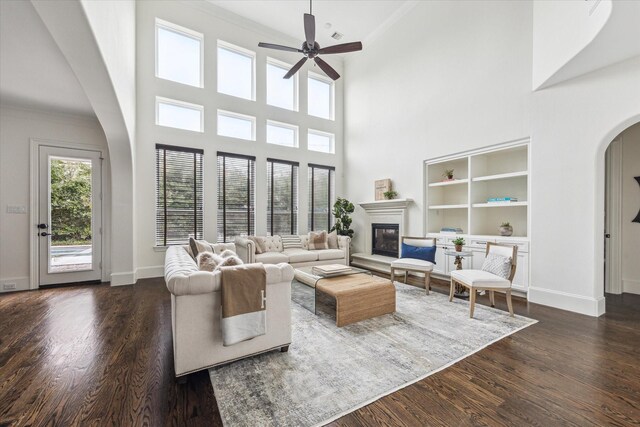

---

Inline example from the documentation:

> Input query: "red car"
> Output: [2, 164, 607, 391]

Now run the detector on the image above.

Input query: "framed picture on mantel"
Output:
[375, 179, 391, 201]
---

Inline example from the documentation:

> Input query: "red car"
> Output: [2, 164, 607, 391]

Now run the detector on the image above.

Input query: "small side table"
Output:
[444, 250, 473, 299]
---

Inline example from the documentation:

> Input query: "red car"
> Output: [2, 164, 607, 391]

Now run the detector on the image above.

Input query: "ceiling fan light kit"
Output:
[258, 0, 362, 81]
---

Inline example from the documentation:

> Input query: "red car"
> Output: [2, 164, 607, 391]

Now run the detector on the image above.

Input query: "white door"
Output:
[38, 146, 102, 286]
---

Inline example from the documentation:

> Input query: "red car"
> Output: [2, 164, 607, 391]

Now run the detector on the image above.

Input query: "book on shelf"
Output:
[487, 197, 518, 202]
[440, 227, 464, 235]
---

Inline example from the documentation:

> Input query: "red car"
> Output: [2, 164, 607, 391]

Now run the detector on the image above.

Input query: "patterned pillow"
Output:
[247, 236, 266, 254]
[189, 237, 213, 259]
[327, 230, 339, 249]
[481, 254, 512, 279]
[308, 231, 328, 250]
[282, 235, 303, 250]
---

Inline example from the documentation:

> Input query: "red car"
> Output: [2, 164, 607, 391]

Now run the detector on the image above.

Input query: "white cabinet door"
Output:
[511, 252, 529, 292]
[433, 244, 447, 275]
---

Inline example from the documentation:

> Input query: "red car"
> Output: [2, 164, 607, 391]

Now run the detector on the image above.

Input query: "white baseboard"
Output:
[622, 278, 640, 295]
[528, 286, 605, 317]
[0, 276, 30, 293]
[110, 271, 135, 286]
[136, 265, 164, 280]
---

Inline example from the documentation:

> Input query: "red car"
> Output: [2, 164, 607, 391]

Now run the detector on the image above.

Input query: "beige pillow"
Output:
[215, 255, 244, 271]
[219, 249, 237, 258]
[248, 236, 267, 254]
[189, 237, 213, 259]
[197, 251, 223, 272]
[327, 230, 339, 249]
[308, 230, 329, 250]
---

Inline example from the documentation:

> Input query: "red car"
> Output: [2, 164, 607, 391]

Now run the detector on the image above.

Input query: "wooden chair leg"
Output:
[489, 290, 495, 307]
[404, 271, 408, 284]
[424, 272, 430, 295]
[469, 288, 476, 318]
[449, 278, 455, 301]
[390, 268, 395, 283]
[506, 289, 514, 317]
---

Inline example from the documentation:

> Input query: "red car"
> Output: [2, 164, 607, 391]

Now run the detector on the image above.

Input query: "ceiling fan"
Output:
[257, 0, 362, 81]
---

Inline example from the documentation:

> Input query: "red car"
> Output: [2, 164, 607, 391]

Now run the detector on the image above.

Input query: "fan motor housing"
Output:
[302, 41, 321, 58]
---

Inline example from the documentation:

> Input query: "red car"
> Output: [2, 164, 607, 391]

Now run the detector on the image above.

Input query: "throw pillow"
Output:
[400, 243, 436, 263]
[219, 249, 237, 258]
[215, 255, 243, 270]
[327, 230, 339, 249]
[247, 236, 266, 254]
[189, 237, 213, 259]
[197, 251, 223, 272]
[481, 253, 512, 279]
[282, 235, 303, 250]
[308, 230, 329, 250]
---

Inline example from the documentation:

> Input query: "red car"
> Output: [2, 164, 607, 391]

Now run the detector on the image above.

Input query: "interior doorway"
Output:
[604, 122, 640, 296]
[35, 144, 103, 286]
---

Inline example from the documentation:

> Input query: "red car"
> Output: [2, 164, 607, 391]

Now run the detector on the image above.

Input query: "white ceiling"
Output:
[0, 0, 94, 116]
[208, 0, 411, 50]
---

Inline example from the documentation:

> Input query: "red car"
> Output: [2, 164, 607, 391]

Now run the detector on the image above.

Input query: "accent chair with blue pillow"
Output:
[390, 237, 437, 294]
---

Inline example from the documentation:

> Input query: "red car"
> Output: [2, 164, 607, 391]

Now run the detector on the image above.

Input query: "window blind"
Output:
[308, 164, 335, 232]
[267, 158, 299, 236]
[155, 144, 204, 246]
[217, 152, 256, 242]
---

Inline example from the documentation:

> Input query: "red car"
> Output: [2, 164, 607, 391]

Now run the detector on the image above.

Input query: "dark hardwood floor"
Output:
[1, 277, 639, 426]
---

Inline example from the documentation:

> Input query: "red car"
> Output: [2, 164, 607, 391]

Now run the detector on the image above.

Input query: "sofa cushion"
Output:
[315, 249, 345, 261]
[282, 249, 318, 263]
[327, 231, 339, 249]
[391, 258, 434, 272]
[450, 269, 510, 288]
[308, 230, 329, 250]
[256, 251, 289, 264]
[264, 236, 283, 252]
[282, 235, 303, 250]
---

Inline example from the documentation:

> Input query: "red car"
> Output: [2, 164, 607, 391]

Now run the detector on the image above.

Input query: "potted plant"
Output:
[331, 197, 355, 239]
[452, 237, 465, 252]
[383, 190, 398, 200]
[499, 222, 513, 236]
[442, 169, 454, 180]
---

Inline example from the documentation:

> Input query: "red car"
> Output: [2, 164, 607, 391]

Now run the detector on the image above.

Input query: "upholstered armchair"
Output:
[390, 237, 437, 294]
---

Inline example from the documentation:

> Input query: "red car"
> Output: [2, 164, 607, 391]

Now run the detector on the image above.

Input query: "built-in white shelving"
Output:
[428, 204, 469, 210]
[428, 178, 469, 187]
[472, 201, 528, 208]
[472, 171, 527, 182]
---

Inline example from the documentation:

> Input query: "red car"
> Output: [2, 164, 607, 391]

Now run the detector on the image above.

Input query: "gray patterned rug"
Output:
[209, 282, 536, 427]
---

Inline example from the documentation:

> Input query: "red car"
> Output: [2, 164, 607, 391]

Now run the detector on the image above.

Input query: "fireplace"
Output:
[371, 223, 399, 257]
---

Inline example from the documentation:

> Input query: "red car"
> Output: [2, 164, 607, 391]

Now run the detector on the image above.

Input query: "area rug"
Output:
[209, 282, 537, 427]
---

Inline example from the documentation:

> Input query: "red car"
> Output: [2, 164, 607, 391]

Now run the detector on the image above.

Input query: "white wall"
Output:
[0, 105, 110, 292]
[344, 0, 640, 316]
[134, 1, 344, 277]
[344, 0, 533, 253]
[618, 123, 640, 294]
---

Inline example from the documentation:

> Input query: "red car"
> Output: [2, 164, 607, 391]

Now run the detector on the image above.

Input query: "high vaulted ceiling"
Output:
[0, 0, 94, 116]
[208, 0, 412, 51]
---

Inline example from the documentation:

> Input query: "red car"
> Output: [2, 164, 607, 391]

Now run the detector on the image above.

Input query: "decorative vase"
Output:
[455, 244, 463, 252]
[499, 225, 513, 236]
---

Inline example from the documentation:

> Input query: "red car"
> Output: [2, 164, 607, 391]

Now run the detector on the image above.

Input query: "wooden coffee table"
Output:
[293, 267, 396, 327]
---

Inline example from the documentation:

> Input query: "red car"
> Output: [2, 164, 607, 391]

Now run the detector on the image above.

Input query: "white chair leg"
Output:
[449, 278, 455, 302]
[506, 289, 514, 317]
[469, 288, 476, 318]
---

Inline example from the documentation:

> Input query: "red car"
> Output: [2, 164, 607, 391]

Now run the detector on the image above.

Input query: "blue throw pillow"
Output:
[400, 243, 436, 263]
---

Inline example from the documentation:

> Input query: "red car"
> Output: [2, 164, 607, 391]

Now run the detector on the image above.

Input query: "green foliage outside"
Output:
[331, 197, 355, 238]
[50, 159, 92, 246]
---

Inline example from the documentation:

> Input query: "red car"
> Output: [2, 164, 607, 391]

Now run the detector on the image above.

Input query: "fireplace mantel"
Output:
[359, 198, 413, 211]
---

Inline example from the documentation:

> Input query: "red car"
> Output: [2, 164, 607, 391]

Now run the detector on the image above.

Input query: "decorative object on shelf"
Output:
[452, 237, 465, 252]
[499, 222, 513, 236]
[375, 179, 392, 201]
[487, 197, 518, 204]
[634, 177, 640, 223]
[442, 169, 454, 180]
[331, 197, 355, 238]
[441, 227, 464, 235]
[383, 190, 398, 200]
[257, 0, 362, 81]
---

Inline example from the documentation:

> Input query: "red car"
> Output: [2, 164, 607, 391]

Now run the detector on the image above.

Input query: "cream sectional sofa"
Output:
[235, 234, 350, 268]
[164, 244, 294, 378]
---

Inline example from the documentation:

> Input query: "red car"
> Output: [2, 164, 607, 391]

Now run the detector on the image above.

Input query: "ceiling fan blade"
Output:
[318, 41, 363, 55]
[314, 57, 340, 80]
[258, 42, 302, 53]
[304, 13, 315, 49]
[284, 57, 308, 79]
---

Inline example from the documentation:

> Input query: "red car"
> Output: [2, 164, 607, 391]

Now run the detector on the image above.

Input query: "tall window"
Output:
[308, 72, 334, 120]
[217, 152, 256, 242]
[308, 164, 335, 232]
[217, 40, 255, 101]
[155, 145, 204, 246]
[155, 19, 203, 87]
[268, 159, 299, 235]
[267, 58, 297, 111]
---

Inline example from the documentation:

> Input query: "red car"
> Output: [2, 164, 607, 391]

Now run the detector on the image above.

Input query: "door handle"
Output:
[37, 223, 48, 229]
[40, 232, 52, 237]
